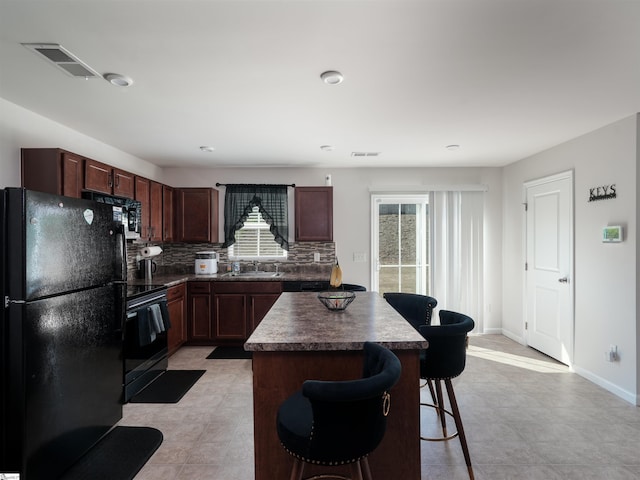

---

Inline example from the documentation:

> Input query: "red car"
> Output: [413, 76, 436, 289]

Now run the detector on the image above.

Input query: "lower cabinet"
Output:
[186, 281, 282, 345]
[213, 282, 282, 345]
[187, 281, 214, 344]
[166, 283, 186, 355]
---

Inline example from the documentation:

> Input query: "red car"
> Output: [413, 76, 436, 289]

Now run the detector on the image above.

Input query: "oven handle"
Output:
[127, 293, 167, 311]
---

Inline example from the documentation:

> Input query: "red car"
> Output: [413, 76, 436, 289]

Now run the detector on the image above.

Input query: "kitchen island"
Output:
[245, 292, 428, 480]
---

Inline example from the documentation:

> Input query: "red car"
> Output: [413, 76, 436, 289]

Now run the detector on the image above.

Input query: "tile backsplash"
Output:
[126, 241, 335, 280]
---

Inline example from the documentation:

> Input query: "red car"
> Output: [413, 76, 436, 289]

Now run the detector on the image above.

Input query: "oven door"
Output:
[123, 296, 169, 402]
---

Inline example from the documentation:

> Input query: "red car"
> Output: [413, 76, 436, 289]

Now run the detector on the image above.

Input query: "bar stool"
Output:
[276, 342, 402, 480]
[419, 310, 475, 480]
[382, 292, 437, 331]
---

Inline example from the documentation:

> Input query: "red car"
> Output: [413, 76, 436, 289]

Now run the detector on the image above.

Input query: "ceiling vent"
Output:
[22, 43, 100, 79]
[351, 152, 381, 157]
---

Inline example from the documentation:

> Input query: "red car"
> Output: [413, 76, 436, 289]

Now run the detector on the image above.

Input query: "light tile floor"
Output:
[125, 335, 640, 480]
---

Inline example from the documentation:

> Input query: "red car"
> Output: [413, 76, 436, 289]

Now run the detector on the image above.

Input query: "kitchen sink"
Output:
[224, 271, 284, 278]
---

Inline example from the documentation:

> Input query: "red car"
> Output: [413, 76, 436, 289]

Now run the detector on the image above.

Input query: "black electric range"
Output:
[126, 284, 167, 302]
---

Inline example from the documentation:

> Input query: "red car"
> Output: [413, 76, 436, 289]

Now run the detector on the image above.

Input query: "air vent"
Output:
[351, 152, 381, 157]
[22, 43, 100, 78]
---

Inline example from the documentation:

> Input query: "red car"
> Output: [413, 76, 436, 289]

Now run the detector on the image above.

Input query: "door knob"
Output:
[558, 277, 569, 283]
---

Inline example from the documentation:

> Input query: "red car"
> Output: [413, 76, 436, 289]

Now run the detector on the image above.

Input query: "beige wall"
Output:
[502, 114, 638, 403]
[0, 97, 162, 188]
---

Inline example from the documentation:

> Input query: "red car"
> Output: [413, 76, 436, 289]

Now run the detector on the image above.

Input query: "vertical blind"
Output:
[431, 191, 484, 331]
[222, 184, 289, 251]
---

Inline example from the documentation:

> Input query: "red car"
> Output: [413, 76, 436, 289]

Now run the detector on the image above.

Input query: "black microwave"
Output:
[82, 191, 142, 239]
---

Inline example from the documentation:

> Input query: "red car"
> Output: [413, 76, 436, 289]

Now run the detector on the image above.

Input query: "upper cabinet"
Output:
[85, 158, 135, 198]
[135, 177, 164, 242]
[295, 186, 333, 241]
[162, 185, 175, 242]
[176, 187, 219, 243]
[21, 148, 84, 198]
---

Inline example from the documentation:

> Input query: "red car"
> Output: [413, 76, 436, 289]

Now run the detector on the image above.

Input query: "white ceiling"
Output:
[1, 0, 640, 169]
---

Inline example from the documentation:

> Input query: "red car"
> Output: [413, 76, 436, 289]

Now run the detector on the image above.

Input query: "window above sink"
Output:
[227, 206, 287, 260]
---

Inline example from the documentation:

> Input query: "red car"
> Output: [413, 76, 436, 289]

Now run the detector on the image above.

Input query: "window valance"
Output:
[222, 184, 289, 251]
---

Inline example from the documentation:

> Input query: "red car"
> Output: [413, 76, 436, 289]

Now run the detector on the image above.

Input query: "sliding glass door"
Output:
[371, 195, 430, 295]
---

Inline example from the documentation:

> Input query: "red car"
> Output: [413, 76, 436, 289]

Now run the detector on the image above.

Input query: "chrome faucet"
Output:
[253, 260, 260, 272]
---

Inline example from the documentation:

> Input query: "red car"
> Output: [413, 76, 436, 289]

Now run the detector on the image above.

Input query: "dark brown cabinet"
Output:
[136, 176, 163, 241]
[21, 148, 84, 198]
[213, 292, 248, 341]
[295, 186, 333, 241]
[85, 158, 135, 198]
[135, 176, 151, 238]
[176, 187, 219, 243]
[162, 185, 175, 242]
[213, 282, 281, 344]
[187, 282, 214, 343]
[166, 284, 186, 355]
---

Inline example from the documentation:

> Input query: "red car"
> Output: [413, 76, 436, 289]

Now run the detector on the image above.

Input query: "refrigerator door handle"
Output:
[115, 227, 127, 282]
[4, 296, 26, 308]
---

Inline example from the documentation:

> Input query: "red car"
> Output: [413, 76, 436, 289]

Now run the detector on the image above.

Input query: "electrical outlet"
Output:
[313, 252, 320, 262]
[353, 252, 367, 262]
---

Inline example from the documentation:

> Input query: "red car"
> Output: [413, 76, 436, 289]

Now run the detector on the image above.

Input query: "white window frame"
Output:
[227, 206, 287, 260]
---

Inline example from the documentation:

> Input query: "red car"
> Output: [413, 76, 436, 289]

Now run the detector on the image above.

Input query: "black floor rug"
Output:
[129, 370, 205, 403]
[207, 346, 252, 359]
[61, 426, 163, 480]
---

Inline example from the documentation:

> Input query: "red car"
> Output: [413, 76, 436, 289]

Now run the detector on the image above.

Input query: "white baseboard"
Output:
[573, 366, 638, 406]
[500, 328, 524, 345]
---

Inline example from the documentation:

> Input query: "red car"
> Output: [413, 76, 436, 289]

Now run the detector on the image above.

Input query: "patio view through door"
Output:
[372, 195, 430, 295]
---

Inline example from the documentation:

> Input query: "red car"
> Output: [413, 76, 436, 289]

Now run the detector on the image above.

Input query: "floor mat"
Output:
[129, 370, 205, 403]
[207, 346, 252, 359]
[60, 426, 162, 480]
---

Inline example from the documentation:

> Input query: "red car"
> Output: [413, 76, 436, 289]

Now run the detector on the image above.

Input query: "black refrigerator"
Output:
[0, 188, 126, 479]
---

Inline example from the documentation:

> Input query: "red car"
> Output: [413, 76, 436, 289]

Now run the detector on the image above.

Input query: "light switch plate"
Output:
[353, 252, 367, 262]
[314, 252, 320, 262]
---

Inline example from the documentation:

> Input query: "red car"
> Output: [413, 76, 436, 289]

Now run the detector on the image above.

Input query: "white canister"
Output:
[194, 251, 218, 274]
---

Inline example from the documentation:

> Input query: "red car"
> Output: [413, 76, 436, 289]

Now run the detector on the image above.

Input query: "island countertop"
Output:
[245, 291, 428, 351]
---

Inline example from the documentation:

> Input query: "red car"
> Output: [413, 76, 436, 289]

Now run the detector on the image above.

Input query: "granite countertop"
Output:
[244, 292, 428, 352]
[128, 271, 329, 287]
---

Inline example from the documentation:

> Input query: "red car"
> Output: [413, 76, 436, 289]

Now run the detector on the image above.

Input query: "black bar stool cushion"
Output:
[276, 342, 401, 465]
[418, 310, 474, 380]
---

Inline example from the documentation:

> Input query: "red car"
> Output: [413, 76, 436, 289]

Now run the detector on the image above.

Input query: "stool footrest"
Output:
[420, 402, 459, 442]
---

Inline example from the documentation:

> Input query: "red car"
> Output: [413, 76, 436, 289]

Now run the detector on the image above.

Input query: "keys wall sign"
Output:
[588, 184, 616, 202]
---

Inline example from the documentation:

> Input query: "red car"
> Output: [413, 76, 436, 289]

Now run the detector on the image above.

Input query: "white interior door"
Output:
[525, 171, 573, 365]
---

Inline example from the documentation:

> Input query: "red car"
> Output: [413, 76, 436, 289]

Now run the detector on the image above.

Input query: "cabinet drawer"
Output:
[188, 282, 212, 294]
[167, 283, 186, 302]
[214, 281, 282, 294]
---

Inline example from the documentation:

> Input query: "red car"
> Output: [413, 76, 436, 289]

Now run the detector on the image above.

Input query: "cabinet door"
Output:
[295, 187, 333, 241]
[162, 185, 175, 242]
[176, 188, 219, 243]
[135, 176, 151, 240]
[61, 152, 83, 198]
[113, 168, 135, 198]
[150, 181, 163, 242]
[187, 282, 213, 342]
[84, 159, 113, 194]
[166, 284, 186, 355]
[249, 293, 281, 332]
[21, 148, 82, 198]
[214, 294, 248, 340]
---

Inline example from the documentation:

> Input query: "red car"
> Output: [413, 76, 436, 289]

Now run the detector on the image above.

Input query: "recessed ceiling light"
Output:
[320, 145, 335, 152]
[104, 73, 133, 87]
[446, 144, 460, 151]
[320, 71, 343, 85]
[200, 146, 215, 152]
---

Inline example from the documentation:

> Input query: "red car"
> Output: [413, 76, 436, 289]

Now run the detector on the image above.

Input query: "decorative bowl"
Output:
[317, 291, 356, 311]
